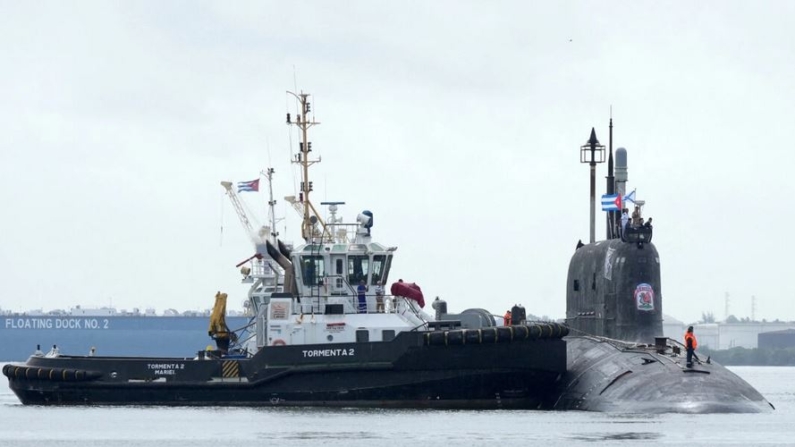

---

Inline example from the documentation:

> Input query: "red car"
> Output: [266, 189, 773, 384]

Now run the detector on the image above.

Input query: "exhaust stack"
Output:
[266, 240, 296, 295]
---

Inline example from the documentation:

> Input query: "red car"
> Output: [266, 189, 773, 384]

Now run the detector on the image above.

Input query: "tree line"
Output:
[699, 311, 792, 324]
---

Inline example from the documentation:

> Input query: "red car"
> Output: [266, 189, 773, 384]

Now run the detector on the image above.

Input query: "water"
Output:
[1, 366, 792, 446]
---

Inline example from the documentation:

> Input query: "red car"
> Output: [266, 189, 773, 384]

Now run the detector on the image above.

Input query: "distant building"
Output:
[758, 329, 795, 349]
[70, 306, 118, 317]
[664, 320, 795, 350]
[693, 322, 795, 350]
[694, 323, 720, 349]
[713, 322, 795, 349]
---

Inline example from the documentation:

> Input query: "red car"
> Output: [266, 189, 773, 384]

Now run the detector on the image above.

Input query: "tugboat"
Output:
[3, 90, 567, 408]
[553, 122, 773, 413]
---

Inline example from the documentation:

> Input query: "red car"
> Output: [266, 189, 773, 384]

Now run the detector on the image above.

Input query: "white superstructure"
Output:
[238, 91, 432, 354]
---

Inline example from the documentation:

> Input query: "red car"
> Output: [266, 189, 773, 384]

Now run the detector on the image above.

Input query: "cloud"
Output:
[0, 2, 793, 324]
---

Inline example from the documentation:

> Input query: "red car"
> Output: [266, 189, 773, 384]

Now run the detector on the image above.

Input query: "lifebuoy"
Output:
[271, 339, 287, 346]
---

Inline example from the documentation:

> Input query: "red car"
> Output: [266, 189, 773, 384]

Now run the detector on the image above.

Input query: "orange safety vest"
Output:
[504, 312, 512, 326]
[684, 332, 698, 350]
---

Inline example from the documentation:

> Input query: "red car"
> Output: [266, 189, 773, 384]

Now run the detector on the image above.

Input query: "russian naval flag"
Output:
[237, 179, 260, 193]
[601, 194, 621, 211]
[623, 189, 637, 204]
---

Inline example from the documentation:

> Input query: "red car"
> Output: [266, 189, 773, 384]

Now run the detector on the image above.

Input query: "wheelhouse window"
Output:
[348, 255, 369, 284]
[382, 254, 393, 284]
[301, 256, 325, 286]
[371, 255, 386, 284]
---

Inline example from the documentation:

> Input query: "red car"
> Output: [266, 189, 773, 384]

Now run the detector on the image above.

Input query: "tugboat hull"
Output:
[5, 327, 567, 408]
[9, 369, 559, 409]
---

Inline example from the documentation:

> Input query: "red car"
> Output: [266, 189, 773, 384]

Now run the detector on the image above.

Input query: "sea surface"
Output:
[1, 366, 793, 446]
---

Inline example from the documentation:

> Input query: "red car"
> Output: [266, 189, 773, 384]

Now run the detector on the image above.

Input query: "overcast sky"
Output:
[1, 1, 794, 324]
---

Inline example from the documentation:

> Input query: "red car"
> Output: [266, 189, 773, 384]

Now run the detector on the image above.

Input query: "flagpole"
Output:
[590, 160, 595, 244]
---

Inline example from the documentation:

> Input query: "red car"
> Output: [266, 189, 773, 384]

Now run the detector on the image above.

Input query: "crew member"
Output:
[684, 326, 698, 368]
[504, 310, 512, 326]
[374, 280, 385, 313]
[620, 208, 629, 239]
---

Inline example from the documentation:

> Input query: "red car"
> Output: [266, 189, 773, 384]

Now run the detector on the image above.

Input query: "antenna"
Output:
[219, 190, 225, 247]
[292, 66, 298, 97]
[262, 167, 282, 242]
[320, 201, 346, 224]
[605, 115, 615, 239]
[724, 291, 730, 320]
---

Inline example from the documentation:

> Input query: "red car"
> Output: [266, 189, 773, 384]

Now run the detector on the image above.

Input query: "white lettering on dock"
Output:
[3, 318, 110, 330]
[302, 348, 355, 358]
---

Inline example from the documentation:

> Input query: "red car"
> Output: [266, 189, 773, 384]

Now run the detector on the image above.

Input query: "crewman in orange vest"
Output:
[504, 310, 512, 326]
[684, 326, 698, 368]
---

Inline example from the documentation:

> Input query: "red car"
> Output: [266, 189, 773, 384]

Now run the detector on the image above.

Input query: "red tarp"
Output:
[390, 281, 425, 308]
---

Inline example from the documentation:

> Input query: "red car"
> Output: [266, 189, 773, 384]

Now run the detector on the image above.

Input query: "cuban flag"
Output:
[623, 189, 637, 204]
[601, 194, 621, 211]
[237, 179, 260, 193]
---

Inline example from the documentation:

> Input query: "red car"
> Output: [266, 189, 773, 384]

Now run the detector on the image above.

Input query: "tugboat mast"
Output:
[286, 91, 327, 242]
[263, 167, 280, 243]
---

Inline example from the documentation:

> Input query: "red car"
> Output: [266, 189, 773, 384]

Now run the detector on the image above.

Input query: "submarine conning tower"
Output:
[566, 238, 662, 343]
[567, 126, 663, 344]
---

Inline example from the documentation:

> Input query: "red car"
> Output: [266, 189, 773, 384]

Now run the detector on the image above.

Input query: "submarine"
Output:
[552, 123, 773, 413]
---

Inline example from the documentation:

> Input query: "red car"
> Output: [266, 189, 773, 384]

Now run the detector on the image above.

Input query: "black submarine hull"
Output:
[4, 324, 567, 408]
[554, 336, 773, 413]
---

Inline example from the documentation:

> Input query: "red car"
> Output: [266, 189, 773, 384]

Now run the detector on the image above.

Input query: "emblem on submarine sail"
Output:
[634, 283, 654, 311]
